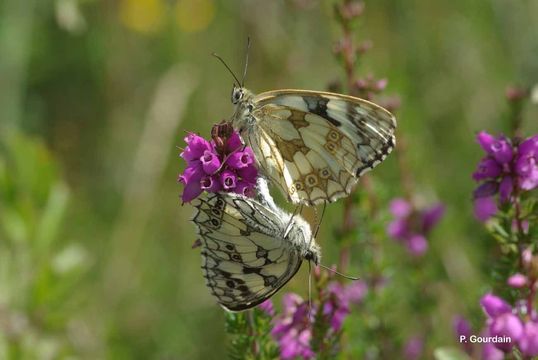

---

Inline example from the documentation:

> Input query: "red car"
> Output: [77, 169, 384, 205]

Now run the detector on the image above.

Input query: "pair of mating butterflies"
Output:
[191, 65, 396, 311]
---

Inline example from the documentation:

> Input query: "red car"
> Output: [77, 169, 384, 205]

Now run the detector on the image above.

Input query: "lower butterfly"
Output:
[190, 182, 320, 311]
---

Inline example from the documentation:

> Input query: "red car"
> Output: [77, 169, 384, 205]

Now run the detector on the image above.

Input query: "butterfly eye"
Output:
[231, 87, 243, 104]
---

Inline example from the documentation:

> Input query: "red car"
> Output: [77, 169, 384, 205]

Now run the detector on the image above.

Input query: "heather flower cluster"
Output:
[386, 198, 445, 256]
[269, 280, 367, 359]
[178, 122, 258, 203]
[453, 247, 538, 358]
[472, 131, 538, 221]
[271, 294, 315, 360]
[454, 293, 538, 358]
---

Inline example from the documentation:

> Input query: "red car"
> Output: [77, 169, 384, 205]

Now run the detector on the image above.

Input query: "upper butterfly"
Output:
[230, 85, 396, 206]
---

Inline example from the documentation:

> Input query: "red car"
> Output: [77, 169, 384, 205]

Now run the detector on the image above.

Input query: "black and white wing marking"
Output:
[246, 89, 396, 205]
[191, 192, 307, 311]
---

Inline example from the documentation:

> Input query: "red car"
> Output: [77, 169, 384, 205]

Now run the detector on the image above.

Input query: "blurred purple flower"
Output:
[473, 197, 498, 222]
[407, 234, 428, 256]
[473, 158, 502, 181]
[519, 321, 538, 356]
[386, 198, 445, 256]
[480, 293, 511, 318]
[489, 313, 523, 351]
[403, 336, 423, 360]
[507, 273, 527, 288]
[272, 294, 315, 360]
[324, 281, 367, 331]
[472, 131, 538, 220]
[453, 315, 473, 354]
[482, 341, 504, 360]
[178, 123, 258, 203]
[390, 198, 412, 217]
[258, 299, 275, 316]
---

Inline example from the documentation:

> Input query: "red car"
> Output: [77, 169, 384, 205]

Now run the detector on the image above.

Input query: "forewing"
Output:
[247, 90, 396, 205]
[191, 192, 303, 311]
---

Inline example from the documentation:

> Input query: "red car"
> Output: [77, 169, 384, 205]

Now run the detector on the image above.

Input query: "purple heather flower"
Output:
[498, 176, 513, 202]
[519, 134, 538, 154]
[490, 138, 513, 164]
[473, 181, 498, 198]
[235, 181, 255, 197]
[180, 133, 211, 163]
[227, 148, 254, 169]
[178, 124, 258, 203]
[345, 280, 368, 303]
[453, 316, 473, 354]
[522, 248, 533, 267]
[480, 293, 511, 318]
[324, 283, 351, 331]
[272, 294, 314, 360]
[387, 218, 407, 239]
[473, 197, 497, 222]
[403, 336, 423, 360]
[519, 321, 538, 356]
[237, 165, 258, 184]
[179, 166, 204, 203]
[200, 175, 221, 192]
[323, 280, 368, 331]
[507, 273, 527, 288]
[472, 131, 538, 217]
[407, 234, 428, 256]
[489, 313, 523, 351]
[482, 341, 504, 360]
[473, 158, 502, 181]
[477, 131, 496, 154]
[386, 198, 444, 257]
[258, 299, 275, 316]
[224, 131, 243, 153]
[178, 165, 203, 185]
[220, 170, 237, 190]
[390, 198, 413, 217]
[200, 150, 221, 174]
[516, 137, 538, 190]
[453, 315, 472, 339]
[421, 203, 445, 233]
[511, 219, 529, 234]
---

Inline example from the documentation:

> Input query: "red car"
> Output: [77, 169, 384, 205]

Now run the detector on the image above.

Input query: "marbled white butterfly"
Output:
[190, 180, 321, 311]
[215, 47, 396, 206]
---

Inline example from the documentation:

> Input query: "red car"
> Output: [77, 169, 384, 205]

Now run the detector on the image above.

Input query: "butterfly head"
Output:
[230, 85, 255, 130]
[304, 243, 321, 266]
[231, 85, 244, 105]
[285, 216, 321, 266]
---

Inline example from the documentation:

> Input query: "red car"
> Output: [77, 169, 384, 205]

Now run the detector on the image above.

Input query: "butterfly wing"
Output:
[191, 192, 304, 311]
[246, 89, 396, 205]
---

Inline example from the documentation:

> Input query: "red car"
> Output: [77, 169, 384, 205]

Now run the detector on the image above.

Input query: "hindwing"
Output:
[191, 192, 306, 311]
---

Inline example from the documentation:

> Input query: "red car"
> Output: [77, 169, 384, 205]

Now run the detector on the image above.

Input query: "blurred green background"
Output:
[1, 0, 538, 359]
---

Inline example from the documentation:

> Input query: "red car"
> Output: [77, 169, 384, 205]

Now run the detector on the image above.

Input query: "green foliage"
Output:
[225, 309, 279, 360]
[0, 132, 89, 358]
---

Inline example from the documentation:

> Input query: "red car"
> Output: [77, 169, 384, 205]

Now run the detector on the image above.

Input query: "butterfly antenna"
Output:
[283, 204, 303, 238]
[317, 263, 360, 281]
[308, 260, 313, 318]
[241, 37, 251, 87]
[212, 52, 241, 86]
[312, 202, 326, 240]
